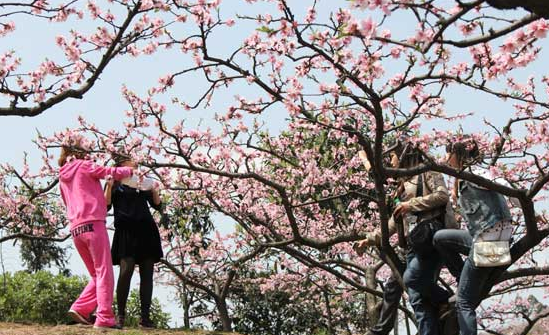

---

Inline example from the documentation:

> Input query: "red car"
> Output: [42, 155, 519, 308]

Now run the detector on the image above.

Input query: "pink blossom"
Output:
[358, 17, 376, 39]
[87, 1, 101, 19]
[0, 21, 15, 37]
[390, 46, 403, 58]
[305, 7, 316, 24]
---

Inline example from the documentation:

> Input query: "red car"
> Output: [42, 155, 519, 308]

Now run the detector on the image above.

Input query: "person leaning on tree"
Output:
[433, 137, 519, 335]
[355, 140, 459, 335]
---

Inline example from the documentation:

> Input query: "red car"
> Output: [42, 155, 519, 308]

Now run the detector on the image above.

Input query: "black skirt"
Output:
[111, 220, 163, 265]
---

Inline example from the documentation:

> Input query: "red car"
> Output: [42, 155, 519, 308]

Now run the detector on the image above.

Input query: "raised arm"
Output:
[358, 150, 371, 172]
[85, 161, 133, 180]
[104, 178, 114, 208]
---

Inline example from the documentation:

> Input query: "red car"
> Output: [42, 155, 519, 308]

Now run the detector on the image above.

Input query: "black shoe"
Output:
[116, 315, 125, 329]
[139, 318, 156, 329]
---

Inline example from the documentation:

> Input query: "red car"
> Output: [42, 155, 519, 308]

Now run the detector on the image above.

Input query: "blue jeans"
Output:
[433, 229, 472, 280]
[433, 229, 493, 335]
[404, 251, 450, 335]
[369, 273, 403, 335]
[455, 259, 494, 335]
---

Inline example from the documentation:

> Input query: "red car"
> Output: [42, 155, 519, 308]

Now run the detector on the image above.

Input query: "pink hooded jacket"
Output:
[59, 159, 133, 229]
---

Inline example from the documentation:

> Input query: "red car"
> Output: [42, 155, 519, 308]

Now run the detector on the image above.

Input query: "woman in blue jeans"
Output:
[384, 141, 455, 335]
[356, 140, 458, 335]
[433, 138, 516, 335]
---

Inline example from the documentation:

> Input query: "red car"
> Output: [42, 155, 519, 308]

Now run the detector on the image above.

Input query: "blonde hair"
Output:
[58, 146, 87, 167]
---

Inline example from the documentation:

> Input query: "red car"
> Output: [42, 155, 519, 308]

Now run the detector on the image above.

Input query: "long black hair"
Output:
[446, 136, 481, 167]
[387, 140, 424, 170]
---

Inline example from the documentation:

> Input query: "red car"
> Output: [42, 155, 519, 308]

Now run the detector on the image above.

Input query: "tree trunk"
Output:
[365, 267, 380, 327]
[323, 290, 335, 335]
[216, 297, 233, 332]
[180, 284, 191, 329]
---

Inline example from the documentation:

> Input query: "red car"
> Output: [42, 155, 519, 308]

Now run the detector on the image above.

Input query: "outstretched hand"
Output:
[354, 233, 380, 255]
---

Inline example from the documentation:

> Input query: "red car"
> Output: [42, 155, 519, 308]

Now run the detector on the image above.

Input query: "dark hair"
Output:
[112, 154, 131, 167]
[106, 154, 130, 191]
[387, 140, 424, 169]
[446, 137, 480, 166]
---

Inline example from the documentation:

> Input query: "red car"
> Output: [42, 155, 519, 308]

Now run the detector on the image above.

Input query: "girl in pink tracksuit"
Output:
[58, 146, 133, 328]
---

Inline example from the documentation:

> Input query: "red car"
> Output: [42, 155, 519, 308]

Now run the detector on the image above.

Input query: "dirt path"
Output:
[0, 323, 233, 335]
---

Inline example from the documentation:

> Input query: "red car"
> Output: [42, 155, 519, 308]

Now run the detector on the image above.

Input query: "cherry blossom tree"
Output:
[0, 0, 176, 117]
[0, 162, 66, 244]
[5, 0, 549, 333]
[156, 200, 266, 332]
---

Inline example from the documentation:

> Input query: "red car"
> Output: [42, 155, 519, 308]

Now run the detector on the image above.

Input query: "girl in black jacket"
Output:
[105, 157, 163, 328]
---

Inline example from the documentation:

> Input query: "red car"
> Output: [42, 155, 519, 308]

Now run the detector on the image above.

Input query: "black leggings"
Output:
[117, 257, 155, 320]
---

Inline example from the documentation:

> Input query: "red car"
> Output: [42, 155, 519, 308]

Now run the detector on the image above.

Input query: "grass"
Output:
[0, 323, 237, 335]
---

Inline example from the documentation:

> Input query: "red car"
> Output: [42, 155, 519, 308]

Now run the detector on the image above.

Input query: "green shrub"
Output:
[0, 271, 86, 324]
[0, 271, 171, 328]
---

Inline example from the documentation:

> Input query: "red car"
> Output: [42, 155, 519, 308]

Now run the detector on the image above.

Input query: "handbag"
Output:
[472, 229, 512, 267]
[408, 219, 442, 255]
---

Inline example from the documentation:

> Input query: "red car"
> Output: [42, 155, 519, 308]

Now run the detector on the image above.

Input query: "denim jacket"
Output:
[458, 180, 512, 239]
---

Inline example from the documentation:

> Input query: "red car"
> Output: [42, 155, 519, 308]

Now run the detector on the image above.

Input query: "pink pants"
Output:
[70, 221, 116, 327]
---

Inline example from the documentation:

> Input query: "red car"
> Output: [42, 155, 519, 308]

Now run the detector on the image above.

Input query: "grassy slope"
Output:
[0, 323, 237, 335]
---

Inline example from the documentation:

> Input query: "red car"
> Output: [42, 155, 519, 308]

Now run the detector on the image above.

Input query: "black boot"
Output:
[116, 314, 125, 329]
[139, 318, 156, 329]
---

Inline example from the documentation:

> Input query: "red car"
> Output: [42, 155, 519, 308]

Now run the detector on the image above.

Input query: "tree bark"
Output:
[487, 0, 549, 18]
[323, 290, 335, 335]
[180, 284, 191, 329]
[215, 297, 232, 332]
[365, 267, 380, 327]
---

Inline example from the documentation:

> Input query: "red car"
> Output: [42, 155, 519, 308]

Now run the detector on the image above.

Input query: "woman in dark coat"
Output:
[105, 157, 163, 328]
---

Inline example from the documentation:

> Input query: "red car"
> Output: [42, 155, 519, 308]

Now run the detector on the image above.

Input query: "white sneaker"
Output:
[68, 309, 92, 325]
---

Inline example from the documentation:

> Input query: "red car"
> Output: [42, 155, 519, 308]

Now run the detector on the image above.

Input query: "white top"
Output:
[120, 175, 155, 191]
[477, 220, 514, 241]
